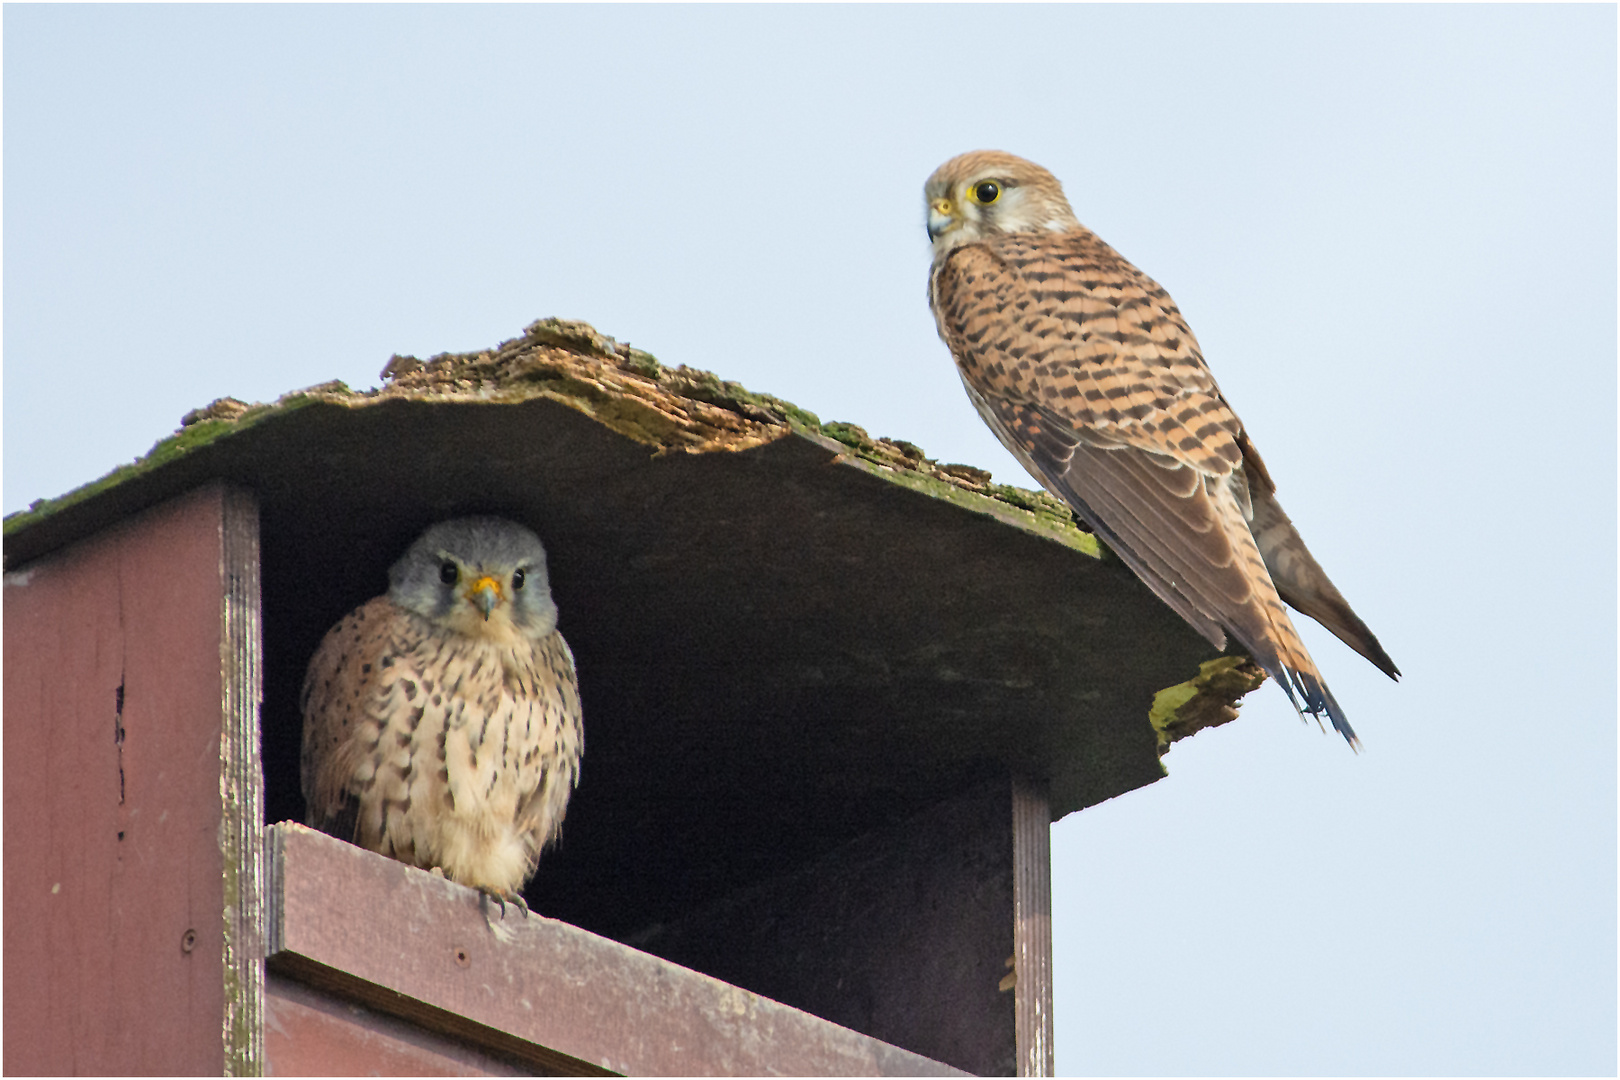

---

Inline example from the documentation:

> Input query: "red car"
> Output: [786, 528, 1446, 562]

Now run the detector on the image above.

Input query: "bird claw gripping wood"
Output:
[480, 886, 530, 920]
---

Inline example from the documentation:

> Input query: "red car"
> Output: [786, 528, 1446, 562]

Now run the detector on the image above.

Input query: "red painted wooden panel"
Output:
[265, 975, 525, 1077]
[4, 485, 231, 1074]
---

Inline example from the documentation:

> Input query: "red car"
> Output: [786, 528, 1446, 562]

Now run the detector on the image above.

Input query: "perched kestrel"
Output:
[301, 517, 583, 912]
[925, 150, 1398, 747]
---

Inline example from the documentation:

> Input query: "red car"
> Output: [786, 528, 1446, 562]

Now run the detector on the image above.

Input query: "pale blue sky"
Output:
[6, 5, 1615, 1075]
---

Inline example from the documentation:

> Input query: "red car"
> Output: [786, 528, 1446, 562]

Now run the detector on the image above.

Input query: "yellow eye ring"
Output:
[972, 181, 1001, 204]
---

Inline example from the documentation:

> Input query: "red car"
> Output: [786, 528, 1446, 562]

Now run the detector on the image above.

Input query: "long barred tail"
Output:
[1253, 593, 1361, 750]
[1269, 661, 1360, 751]
[1217, 489, 1363, 751]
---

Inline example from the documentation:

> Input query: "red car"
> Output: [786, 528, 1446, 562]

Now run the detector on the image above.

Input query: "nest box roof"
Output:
[4, 317, 1261, 929]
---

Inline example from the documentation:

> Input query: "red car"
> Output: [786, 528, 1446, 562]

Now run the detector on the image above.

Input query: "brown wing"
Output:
[509, 631, 584, 855]
[299, 595, 402, 840]
[959, 378, 1230, 648]
[933, 229, 1363, 744]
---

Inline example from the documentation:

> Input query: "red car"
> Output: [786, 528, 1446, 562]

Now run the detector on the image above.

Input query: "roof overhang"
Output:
[4, 318, 1259, 933]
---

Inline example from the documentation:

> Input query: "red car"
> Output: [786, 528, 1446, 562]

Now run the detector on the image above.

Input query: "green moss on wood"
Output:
[3, 397, 304, 537]
[1149, 655, 1269, 753]
[821, 421, 876, 452]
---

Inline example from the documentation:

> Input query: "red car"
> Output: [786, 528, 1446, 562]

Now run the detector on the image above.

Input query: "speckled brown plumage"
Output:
[925, 150, 1397, 746]
[301, 517, 583, 908]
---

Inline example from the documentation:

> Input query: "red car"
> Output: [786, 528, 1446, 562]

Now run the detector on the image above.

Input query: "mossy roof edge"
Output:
[5, 316, 1099, 560]
[3, 316, 1260, 757]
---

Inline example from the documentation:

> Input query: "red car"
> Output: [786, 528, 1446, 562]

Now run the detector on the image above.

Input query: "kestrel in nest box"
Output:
[925, 150, 1398, 747]
[301, 517, 583, 913]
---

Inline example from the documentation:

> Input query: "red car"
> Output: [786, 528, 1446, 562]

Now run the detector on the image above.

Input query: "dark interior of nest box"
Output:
[132, 393, 1210, 1065]
[241, 402, 1195, 881]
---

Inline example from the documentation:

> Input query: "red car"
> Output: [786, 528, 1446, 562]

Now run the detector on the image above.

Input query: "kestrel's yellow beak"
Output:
[927, 198, 958, 242]
[467, 575, 503, 620]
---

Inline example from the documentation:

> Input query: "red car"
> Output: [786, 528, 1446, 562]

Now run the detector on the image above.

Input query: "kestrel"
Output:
[301, 516, 583, 912]
[925, 150, 1398, 747]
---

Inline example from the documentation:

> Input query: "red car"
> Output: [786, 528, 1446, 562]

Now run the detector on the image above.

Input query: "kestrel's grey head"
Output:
[924, 150, 1081, 256]
[302, 512, 584, 915]
[388, 516, 560, 645]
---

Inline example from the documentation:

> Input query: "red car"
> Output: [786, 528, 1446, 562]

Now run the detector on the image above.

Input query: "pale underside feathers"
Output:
[925, 150, 1397, 747]
[300, 516, 583, 906]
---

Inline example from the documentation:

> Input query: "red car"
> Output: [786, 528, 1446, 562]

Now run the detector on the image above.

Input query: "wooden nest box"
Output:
[3, 319, 1259, 1076]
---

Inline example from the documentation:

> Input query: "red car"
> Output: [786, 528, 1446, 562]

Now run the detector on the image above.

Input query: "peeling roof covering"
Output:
[6, 318, 1098, 558]
[4, 317, 1261, 931]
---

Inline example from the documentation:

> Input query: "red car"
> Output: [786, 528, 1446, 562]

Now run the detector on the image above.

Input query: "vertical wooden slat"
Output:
[220, 486, 265, 1075]
[1012, 777, 1054, 1077]
[3, 484, 233, 1073]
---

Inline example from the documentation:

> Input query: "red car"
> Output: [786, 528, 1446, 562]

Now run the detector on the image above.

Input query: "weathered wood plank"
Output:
[1011, 778, 1054, 1077]
[265, 974, 529, 1077]
[3, 484, 236, 1074]
[267, 823, 968, 1077]
[221, 486, 266, 1075]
